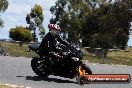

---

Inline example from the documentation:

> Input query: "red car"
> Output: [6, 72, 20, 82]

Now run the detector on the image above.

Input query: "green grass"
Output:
[0, 85, 9, 88]
[108, 50, 132, 60]
[82, 48, 132, 66]
[1, 41, 37, 58]
[0, 85, 23, 88]
[1, 41, 132, 66]
[0, 85, 11, 88]
[83, 55, 132, 66]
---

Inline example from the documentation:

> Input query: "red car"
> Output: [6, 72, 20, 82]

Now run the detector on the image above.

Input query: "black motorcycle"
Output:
[28, 43, 92, 84]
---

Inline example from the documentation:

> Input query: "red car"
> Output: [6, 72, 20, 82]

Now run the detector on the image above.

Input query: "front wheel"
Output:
[31, 57, 50, 77]
[81, 64, 92, 74]
[76, 64, 92, 85]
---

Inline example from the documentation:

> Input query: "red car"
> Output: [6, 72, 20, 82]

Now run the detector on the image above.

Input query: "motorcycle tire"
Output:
[81, 64, 92, 74]
[31, 57, 50, 77]
[76, 64, 92, 85]
[77, 76, 86, 85]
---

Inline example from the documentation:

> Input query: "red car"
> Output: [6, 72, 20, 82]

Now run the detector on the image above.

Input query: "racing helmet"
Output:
[48, 24, 61, 31]
[48, 24, 61, 35]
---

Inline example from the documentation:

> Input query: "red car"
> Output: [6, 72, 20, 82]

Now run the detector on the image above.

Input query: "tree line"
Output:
[9, 4, 45, 44]
[0, 0, 132, 49]
[50, 0, 132, 49]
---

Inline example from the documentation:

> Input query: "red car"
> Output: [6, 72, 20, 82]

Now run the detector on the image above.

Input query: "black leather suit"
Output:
[38, 32, 69, 61]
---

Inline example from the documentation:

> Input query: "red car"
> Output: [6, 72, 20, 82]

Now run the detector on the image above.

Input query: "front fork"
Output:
[76, 65, 86, 76]
[76, 64, 87, 85]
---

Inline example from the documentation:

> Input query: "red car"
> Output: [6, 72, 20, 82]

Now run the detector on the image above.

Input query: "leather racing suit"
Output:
[38, 32, 69, 62]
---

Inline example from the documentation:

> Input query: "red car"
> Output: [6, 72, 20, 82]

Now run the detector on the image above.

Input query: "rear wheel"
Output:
[31, 57, 50, 77]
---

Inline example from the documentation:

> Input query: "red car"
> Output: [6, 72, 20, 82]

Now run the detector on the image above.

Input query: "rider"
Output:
[38, 20, 69, 62]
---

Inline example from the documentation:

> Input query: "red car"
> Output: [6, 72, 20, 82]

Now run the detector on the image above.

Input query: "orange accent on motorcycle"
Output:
[78, 66, 85, 76]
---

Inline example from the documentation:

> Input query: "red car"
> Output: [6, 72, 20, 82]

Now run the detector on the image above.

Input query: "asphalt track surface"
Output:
[0, 56, 131, 88]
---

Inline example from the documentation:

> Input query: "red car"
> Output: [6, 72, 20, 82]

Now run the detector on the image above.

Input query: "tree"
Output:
[0, 0, 8, 28]
[50, 0, 66, 22]
[0, 18, 4, 28]
[115, 28, 128, 49]
[39, 27, 45, 40]
[50, 0, 90, 43]
[9, 26, 33, 46]
[51, 0, 131, 49]
[26, 4, 45, 42]
[82, 1, 131, 49]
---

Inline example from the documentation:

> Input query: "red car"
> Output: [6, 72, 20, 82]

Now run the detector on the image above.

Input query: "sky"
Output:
[0, 0, 132, 46]
[0, 0, 57, 40]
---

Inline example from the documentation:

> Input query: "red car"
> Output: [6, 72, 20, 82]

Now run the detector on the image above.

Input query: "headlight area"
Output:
[72, 57, 80, 61]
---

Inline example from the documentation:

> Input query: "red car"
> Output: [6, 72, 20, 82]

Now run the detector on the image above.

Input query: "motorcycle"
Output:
[28, 42, 92, 84]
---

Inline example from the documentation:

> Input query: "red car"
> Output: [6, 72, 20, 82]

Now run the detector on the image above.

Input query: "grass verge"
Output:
[82, 47, 132, 66]
[1, 41, 37, 58]
[1, 41, 132, 66]
[0, 85, 25, 88]
[0, 85, 12, 88]
[83, 55, 132, 66]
